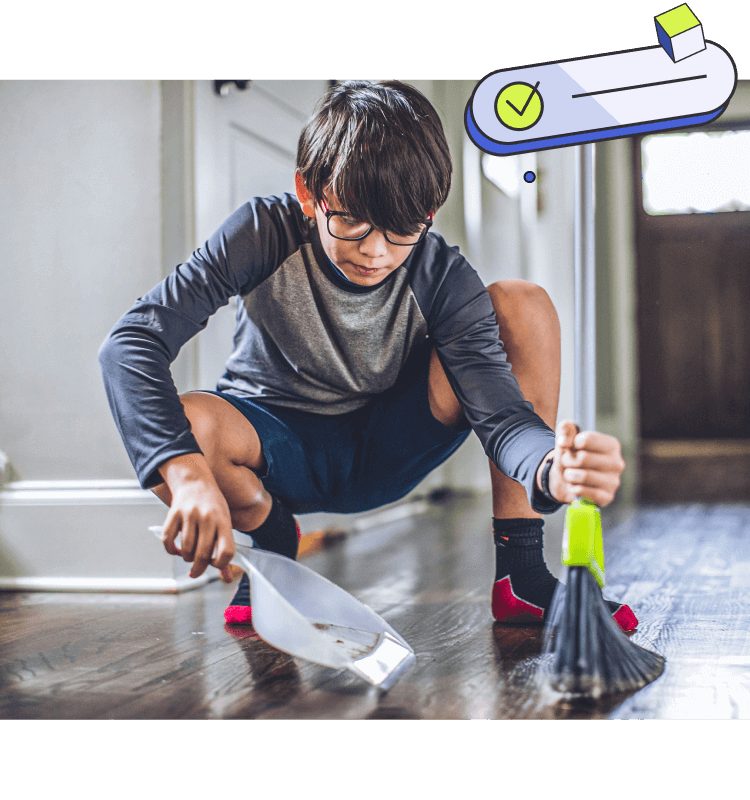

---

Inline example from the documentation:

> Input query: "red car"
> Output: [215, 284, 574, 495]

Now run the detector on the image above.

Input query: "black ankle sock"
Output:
[492, 517, 626, 618]
[230, 495, 299, 608]
[493, 517, 559, 610]
[237, 493, 299, 560]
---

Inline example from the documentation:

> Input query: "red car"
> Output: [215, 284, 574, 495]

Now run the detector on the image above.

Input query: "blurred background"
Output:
[1, 79, 748, 588]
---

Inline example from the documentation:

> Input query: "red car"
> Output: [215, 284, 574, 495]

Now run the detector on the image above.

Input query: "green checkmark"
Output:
[495, 80, 544, 131]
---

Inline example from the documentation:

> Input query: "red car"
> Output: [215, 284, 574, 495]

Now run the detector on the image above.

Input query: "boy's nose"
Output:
[358, 228, 389, 258]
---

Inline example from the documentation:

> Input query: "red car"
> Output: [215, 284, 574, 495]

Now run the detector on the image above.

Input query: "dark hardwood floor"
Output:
[2, 493, 749, 719]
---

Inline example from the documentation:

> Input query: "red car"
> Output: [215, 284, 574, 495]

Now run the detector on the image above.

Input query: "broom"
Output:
[541, 144, 664, 699]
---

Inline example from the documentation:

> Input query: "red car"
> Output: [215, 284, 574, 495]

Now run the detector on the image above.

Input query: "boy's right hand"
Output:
[546, 419, 625, 507]
[159, 454, 236, 579]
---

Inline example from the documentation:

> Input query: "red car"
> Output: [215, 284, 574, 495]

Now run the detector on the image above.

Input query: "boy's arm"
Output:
[415, 239, 624, 511]
[99, 196, 306, 577]
[99, 194, 305, 491]
[414, 243, 557, 511]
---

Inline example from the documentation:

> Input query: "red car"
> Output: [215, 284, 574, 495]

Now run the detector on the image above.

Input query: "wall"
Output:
[0, 81, 162, 482]
[0, 81, 185, 590]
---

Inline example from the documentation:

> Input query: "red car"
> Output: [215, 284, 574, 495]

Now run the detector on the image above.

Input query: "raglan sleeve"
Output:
[416, 241, 561, 513]
[98, 195, 304, 490]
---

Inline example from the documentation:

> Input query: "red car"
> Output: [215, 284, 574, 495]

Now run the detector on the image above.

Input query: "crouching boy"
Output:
[99, 80, 635, 631]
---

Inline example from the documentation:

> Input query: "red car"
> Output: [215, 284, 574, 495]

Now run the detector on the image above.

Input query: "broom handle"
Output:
[565, 143, 604, 581]
[574, 143, 596, 433]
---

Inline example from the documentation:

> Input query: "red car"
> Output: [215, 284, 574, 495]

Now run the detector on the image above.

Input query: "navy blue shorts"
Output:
[201, 343, 470, 514]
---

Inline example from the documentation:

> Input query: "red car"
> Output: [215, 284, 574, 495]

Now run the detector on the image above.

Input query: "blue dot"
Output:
[523, 171, 536, 183]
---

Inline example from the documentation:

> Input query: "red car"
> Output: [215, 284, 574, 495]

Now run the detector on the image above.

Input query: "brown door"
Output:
[633, 124, 750, 501]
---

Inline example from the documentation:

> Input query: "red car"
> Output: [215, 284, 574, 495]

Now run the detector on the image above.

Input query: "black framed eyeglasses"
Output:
[321, 200, 433, 246]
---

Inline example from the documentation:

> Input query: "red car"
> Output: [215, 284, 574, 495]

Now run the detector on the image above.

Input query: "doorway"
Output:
[633, 124, 750, 501]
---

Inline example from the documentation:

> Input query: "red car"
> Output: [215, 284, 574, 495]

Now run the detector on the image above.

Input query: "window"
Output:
[641, 129, 750, 215]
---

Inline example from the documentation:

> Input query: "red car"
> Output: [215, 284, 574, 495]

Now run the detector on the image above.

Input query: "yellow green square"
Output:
[656, 4, 700, 37]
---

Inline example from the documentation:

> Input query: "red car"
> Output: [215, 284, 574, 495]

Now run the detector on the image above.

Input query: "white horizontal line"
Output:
[5, 479, 142, 490]
[0, 574, 215, 593]
[0, 481, 160, 506]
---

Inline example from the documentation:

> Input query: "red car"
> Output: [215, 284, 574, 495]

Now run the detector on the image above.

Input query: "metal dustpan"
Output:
[150, 526, 415, 689]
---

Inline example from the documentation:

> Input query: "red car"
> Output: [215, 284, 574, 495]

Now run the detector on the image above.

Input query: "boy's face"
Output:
[295, 173, 413, 287]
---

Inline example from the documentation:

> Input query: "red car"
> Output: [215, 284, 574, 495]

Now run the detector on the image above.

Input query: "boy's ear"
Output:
[295, 171, 316, 218]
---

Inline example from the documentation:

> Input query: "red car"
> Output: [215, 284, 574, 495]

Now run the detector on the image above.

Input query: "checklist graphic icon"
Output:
[465, 7, 736, 156]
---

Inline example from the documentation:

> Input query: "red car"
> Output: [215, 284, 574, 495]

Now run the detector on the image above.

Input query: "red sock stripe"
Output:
[224, 605, 253, 625]
[491, 576, 545, 623]
[612, 603, 638, 632]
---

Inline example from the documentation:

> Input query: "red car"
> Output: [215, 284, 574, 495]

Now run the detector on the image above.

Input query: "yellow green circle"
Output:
[495, 82, 543, 131]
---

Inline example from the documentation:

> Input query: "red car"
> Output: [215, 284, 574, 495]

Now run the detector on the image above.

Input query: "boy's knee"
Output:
[487, 279, 554, 314]
[487, 280, 559, 331]
[178, 392, 267, 513]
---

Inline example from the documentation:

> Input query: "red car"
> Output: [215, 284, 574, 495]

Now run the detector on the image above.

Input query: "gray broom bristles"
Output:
[542, 566, 665, 699]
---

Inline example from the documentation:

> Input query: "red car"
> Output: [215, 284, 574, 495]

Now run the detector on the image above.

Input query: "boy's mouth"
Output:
[351, 264, 380, 275]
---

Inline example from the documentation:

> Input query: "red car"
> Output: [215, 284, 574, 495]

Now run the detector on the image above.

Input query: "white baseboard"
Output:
[0, 573, 215, 593]
[0, 479, 434, 593]
[0, 480, 200, 592]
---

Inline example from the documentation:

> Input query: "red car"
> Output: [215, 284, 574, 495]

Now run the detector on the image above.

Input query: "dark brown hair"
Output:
[296, 80, 452, 237]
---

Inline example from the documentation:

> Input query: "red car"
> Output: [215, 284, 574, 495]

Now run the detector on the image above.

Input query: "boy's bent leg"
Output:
[427, 278, 560, 508]
[152, 392, 273, 531]
[152, 392, 300, 625]
[428, 279, 560, 517]
[428, 280, 636, 631]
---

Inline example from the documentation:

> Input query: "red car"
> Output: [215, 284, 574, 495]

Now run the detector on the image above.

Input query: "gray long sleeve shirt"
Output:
[99, 193, 560, 512]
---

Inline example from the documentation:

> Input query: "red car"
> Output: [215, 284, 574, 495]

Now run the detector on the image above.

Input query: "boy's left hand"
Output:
[541, 419, 626, 507]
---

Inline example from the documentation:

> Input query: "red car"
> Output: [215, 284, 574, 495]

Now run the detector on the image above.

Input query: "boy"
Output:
[99, 80, 635, 631]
